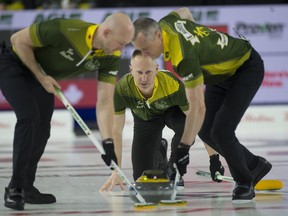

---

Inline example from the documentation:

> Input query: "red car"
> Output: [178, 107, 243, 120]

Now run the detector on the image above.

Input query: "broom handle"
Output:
[55, 87, 147, 204]
[171, 163, 180, 200]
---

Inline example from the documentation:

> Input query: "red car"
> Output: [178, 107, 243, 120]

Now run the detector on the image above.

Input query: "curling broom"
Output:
[196, 170, 283, 191]
[55, 87, 157, 209]
[159, 164, 187, 206]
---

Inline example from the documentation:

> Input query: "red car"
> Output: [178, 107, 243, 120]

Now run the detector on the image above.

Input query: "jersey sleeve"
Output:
[29, 19, 62, 48]
[176, 58, 204, 88]
[114, 83, 127, 114]
[98, 52, 121, 84]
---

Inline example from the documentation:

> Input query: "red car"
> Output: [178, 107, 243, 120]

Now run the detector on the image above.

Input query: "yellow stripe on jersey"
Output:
[184, 75, 204, 88]
[162, 30, 183, 66]
[202, 50, 251, 75]
[115, 110, 125, 115]
[150, 72, 180, 102]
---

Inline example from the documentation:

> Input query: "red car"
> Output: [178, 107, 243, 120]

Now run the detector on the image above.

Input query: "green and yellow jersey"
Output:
[28, 18, 120, 83]
[114, 70, 189, 121]
[159, 12, 252, 88]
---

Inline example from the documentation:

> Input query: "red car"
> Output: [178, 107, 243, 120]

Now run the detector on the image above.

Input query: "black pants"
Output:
[131, 106, 185, 180]
[0, 52, 54, 189]
[198, 48, 264, 183]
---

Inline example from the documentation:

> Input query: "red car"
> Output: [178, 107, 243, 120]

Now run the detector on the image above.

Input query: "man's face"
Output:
[130, 55, 158, 95]
[132, 31, 163, 59]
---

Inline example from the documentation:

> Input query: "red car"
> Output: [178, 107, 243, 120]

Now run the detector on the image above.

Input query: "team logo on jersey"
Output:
[60, 48, 75, 61]
[108, 71, 118, 76]
[194, 27, 209, 38]
[154, 100, 169, 110]
[183, 74, 194, 81]
[174, 21, 200, 45]
[84, 59, 100, 71]
[136, 101, 145, 109]
[217, 32, 228, 49]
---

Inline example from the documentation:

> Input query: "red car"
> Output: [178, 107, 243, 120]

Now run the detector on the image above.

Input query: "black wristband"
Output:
[178, 142, 191, 149]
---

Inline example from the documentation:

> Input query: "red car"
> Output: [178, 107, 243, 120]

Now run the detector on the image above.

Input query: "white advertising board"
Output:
[0, 5, 287, 104]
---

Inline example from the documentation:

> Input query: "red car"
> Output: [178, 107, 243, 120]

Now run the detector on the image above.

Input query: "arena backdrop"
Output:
[0, 5, 287, 110]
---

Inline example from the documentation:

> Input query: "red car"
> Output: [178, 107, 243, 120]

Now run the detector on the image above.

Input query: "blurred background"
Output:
[1, 0, 287, 10]
[0, 0, 287, 137]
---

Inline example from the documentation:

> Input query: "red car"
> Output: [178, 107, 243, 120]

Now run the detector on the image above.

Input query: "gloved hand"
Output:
[101, 138, 118, 168]
[209, 154, 225, 182]
[176, 143, 191, 176]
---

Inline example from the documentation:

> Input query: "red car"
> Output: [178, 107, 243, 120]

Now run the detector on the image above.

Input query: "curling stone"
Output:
[128, 169, 174, 203]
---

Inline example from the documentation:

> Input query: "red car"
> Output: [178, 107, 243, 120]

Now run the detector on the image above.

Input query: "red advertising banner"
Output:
[0, 79, 98, 110]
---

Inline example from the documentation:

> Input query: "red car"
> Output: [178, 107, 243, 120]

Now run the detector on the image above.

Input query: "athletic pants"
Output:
[198, 48, 264, 183]
[0, 52, 54, 189]
[131, 106, 185, 181]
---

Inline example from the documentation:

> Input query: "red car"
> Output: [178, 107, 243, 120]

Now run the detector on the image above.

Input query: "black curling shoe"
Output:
[232, 182, 255, 202]
[24, 186, 56, 204]
[4, 187, 25, 210]
[251, 156, 272, 187]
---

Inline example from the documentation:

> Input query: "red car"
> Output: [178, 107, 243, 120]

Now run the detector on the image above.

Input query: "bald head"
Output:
[105, 13, 133, 29]
[96, 13, 135, 54]
[104, 13, 134, 40]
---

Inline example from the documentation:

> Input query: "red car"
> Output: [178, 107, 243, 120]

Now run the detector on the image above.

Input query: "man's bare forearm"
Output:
[112, 114, 125, 167]
[96, 82, 115, 140]
[181, 85, 206, 145]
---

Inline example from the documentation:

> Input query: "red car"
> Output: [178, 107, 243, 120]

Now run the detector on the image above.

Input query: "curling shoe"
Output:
[24, 186, 56, 204]
[4, 187, 24, 210]
[251, 156, 272, 187]
[232, 182, 255, 202]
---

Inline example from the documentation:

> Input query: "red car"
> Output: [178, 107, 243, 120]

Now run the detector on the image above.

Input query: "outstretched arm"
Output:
[182, 84, 206, 145]
[100, 113, 126, 191]
[97, 81, 119, 167]
[176, 84, 206, 176]
[96, 81, 115, 140]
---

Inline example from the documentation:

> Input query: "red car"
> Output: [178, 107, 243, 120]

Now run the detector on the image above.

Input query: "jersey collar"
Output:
[86, 24, 98, 50]
[85, 24, 121, 57]
[76, 25, 98, 67]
